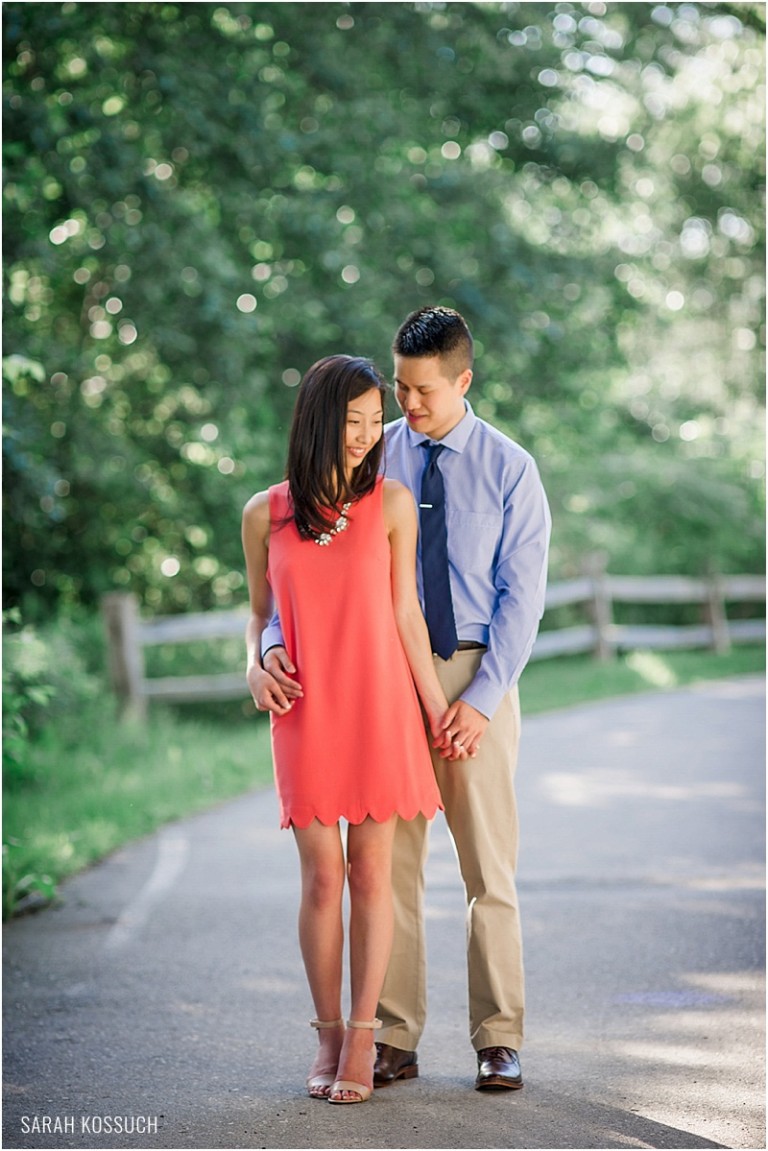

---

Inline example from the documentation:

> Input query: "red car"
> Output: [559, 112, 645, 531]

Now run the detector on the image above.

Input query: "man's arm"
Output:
[260, 611, 286, 660]
[461, 457, 551, 720]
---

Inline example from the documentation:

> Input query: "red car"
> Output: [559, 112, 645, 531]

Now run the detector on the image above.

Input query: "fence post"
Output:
[584, 553, 613, 661]
[705, 575, 731, 655]
[101, 592, 147, 720]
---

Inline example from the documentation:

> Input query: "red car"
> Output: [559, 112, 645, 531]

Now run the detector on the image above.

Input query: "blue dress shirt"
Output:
[384, 401, 551, 719]
[261, 401, 551, 720]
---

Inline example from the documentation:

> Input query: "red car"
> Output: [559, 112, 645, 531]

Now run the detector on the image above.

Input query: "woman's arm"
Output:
[383, 479, 468, 759]
[241, 492, 295, 715]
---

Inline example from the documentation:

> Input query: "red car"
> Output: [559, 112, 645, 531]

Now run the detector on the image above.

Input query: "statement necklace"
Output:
[313, 502, 351, 547]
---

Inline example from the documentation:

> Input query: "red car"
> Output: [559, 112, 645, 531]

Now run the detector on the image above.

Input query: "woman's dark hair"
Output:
[286, 354, 388, 540]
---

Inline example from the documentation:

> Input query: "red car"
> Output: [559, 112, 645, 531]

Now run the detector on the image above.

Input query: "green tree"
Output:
[3, 2, 764, 616]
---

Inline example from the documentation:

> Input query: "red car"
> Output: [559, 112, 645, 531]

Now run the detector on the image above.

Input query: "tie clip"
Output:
[419, 503, 433, 508]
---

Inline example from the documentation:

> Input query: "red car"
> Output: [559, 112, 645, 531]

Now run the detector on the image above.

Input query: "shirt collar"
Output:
[406, 399, 477, 454]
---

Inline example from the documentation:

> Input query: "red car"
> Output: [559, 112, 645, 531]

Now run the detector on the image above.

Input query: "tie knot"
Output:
[422, 441, 444, 465]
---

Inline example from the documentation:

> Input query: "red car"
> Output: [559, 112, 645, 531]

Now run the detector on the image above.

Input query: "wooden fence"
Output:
[102, 571, 765, 717]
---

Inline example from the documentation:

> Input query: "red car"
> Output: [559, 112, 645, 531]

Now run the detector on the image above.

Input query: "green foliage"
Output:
[2, 609, 55, 786]
[3, 2, 765, 616]
[545, 448, 766, 577]
[3, 697, 274, 918]
[3, 608, 101, 767]
[1, 845, 57, 921]
[2, 607, 104, 915]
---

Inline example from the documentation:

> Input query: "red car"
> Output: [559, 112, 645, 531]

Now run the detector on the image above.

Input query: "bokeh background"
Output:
[4, 0, 765, 615]
[2, 2, 765, 913]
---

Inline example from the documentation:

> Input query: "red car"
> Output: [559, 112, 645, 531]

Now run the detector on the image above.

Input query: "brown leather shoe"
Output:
[475, 1046, 523, 1090]
[373, 1042, 418, 1087]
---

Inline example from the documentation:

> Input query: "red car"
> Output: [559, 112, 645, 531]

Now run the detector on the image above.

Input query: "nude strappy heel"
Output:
[306, 1018, 344, 1099]
[327, 1018, 382, 1105]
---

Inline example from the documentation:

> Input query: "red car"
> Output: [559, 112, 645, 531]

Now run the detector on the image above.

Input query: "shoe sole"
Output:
[475, 1077, 524, 1091]
[373, 1064, 419, 1088]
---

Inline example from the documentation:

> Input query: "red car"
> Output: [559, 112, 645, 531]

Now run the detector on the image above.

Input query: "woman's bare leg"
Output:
[332, 815, 397, 1100]
[293, 821, 346, 1092]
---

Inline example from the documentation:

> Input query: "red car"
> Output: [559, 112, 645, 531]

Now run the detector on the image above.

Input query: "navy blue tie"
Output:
[420, 443, 458, 660]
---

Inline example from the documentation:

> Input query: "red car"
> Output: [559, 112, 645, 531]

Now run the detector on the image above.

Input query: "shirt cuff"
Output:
[460, 677, 504, 722]
[260, 624, 285, 660]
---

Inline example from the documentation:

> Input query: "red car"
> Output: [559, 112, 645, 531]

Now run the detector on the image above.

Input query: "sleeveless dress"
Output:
[266, 476, 443, 829]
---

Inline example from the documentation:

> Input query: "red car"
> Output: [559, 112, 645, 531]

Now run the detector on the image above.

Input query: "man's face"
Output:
[393, 354, 472, 441]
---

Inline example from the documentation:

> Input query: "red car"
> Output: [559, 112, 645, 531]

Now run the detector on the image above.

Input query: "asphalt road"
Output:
[3, 677, 765, 1151]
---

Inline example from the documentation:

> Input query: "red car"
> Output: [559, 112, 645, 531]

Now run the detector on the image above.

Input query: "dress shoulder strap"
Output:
[267, 481, 291, 524]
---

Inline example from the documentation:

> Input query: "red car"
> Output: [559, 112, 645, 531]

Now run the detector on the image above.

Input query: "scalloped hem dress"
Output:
[267, 477, 443, 830]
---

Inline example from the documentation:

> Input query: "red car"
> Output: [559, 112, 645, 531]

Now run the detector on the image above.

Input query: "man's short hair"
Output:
[393, 306, 474, 377]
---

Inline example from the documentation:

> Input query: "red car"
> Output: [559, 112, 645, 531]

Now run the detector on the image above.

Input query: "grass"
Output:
[519, 643, 765, 714]
[3, 705, 274, 918]
[3, 644, 764, 918]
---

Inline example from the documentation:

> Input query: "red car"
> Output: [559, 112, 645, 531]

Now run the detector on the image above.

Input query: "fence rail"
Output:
[102, 571, 765, 717]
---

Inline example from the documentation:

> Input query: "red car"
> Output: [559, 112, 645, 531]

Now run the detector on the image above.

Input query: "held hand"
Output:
[427, 707, 468, 761]
[434, 700, 489, 760]
[247, 648, 302, 716]
[263, 647, 303, 700]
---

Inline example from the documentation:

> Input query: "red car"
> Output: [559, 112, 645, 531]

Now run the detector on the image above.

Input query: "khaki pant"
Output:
[377, 649, 524, 1052]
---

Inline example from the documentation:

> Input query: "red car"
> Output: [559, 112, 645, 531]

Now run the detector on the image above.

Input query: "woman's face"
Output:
[344, 387, 384, 479]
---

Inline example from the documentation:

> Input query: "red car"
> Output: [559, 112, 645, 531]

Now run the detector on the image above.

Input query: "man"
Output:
[257, 307, 551, 1090]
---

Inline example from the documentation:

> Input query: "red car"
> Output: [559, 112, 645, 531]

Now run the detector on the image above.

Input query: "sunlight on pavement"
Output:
[540, 768, 747, 807]
[690, 971, 766, 995]
[611, 1038, 754, 1070]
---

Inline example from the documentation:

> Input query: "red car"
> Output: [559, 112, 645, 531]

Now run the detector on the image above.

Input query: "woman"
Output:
[242, 354, 461, 1105]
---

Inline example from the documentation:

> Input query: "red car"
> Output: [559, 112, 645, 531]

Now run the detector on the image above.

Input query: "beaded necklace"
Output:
[311, 503, 351, 547]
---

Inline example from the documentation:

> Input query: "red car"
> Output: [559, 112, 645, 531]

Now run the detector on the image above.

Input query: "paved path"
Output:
[3, 678, 765, 1151]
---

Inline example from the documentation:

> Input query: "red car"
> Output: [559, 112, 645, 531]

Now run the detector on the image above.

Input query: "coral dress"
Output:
[266, 477, 443, 829]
